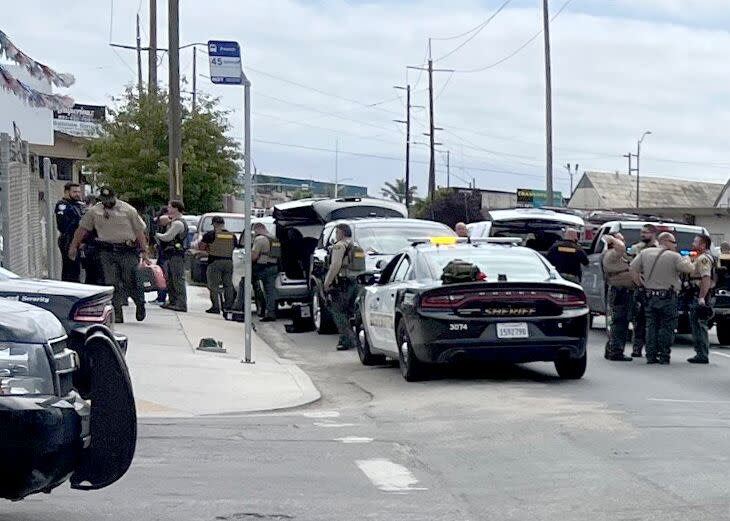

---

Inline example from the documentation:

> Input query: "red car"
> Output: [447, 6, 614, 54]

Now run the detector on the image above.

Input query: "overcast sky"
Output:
[4, 0, 730, 197]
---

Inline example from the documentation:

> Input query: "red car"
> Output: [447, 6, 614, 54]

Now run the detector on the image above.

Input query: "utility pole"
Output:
[136, 14, 143, 93]
[168, 0, 182, 201]
[446, 150, 451, 188]
[636, 130, 652, 209]
[394, 84, 412, 211]
[408, 40, 452, 202]
[192, 46, 197, 112]
[542, 0, 554, 207]
[564, 163, 579, 196]
[148, 0, 157, 92]
[334, 139, 339, 198]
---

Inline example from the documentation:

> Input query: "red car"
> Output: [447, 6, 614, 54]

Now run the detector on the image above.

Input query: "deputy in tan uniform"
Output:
[603, 233, 636, 361]
[324, 223, 361, 351]
[68, 186, 148, 323]
[630, 232, 693, 364]
[628, 223, 659, 357]
[687, 234, 715, 364]
[200, 216, 236, 314]
[251, 223, 279, 322]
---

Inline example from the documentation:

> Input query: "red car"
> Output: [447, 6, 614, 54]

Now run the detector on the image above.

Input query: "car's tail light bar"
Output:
[420, 288, 586, 310]
[73, 302, 113, 323]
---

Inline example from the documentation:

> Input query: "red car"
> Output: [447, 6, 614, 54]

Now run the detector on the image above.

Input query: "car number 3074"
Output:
[449, 323, 468, 331]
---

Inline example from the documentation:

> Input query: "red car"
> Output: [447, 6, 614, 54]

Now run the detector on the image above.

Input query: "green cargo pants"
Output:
[689, 300, 711, 361]
[645, 293, 678, 363]
[99, 249, 144, 314]
[328, 279, 360, 349]
[207, 259, 234, 311]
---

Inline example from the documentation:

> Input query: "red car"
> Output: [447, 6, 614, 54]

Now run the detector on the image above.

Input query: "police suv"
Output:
[354, 237, 589, 381]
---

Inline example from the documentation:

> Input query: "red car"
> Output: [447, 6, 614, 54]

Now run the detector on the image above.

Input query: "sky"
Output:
[3, 0, 730, 198]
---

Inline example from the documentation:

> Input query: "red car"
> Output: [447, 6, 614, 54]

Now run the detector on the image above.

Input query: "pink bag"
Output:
[139, 260, 167, 292]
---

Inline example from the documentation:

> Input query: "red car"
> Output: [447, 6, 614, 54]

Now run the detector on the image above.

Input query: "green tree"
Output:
[412, 188, 482, 228]
[381, 178, 418, 204]
[87, 87, 241, 214]
[290, 189, 314, 200]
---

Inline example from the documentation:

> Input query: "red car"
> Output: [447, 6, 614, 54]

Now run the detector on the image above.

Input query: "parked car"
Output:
[183, 214, 200, 249]
[232, 216, 276, 286]
[468, 208, 586, 254]
[0, 267, 128, 354]
[272, 197, 408, 309]
[309, 218, 456, 333]
[354, 237, 589, 381]
[0, 299, 136, 500]
[581, 220, 710, 331]
[189, 212, 251, 284]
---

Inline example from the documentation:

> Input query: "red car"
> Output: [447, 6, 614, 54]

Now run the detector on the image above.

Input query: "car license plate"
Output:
[497, 322, 529, 339]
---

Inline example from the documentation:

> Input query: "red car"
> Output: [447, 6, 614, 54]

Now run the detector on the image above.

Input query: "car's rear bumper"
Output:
[407, 310, 589, 364]
[275, 275, 310, 303]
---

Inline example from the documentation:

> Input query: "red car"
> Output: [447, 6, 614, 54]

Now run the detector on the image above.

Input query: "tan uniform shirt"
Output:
[691, 252, 714, 286]
[602, 249, 634, 287]
[630, 240, 658, 257]
[79, 201, 145, 243]
[630, 246, 693, 290]
[252, 234, 275, 265]
[324, 239, 350, 288]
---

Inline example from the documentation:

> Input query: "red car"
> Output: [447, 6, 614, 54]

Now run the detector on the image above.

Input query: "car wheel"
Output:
[554, 351, 587, 379]
[397, 321, 428, 382]
[356, 310, 385, 366]
[312, 289, 336, 335]
[716, 318, 730, 346]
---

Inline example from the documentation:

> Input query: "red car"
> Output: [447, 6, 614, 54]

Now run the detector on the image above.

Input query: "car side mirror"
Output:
[376, 259, 388, 270]
[358, 273, 377, 286]
[549, 269, 560, 280]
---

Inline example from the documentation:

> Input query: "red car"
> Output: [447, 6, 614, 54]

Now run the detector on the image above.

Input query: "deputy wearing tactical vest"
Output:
[687, 234, 716, 364]
[602, 233, 636, 361]
[545, 228, 588, 284]
[251, 223, 281, 322]
[628, 224, 659, 358]
[200, 216, 236, 314]
[155, 201, 189, 312]
[324, 223, 366, 351]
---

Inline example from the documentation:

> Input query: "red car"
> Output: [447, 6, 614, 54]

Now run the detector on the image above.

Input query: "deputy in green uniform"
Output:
[603, 233, 636, 361]
[324, 223, 364, 351]
[630, 232, 693, 364]
[628, 223, 659, 358]
[68, 186, 148, 323]
[200, 216, 236, 314]
[251, 223, 280, 322]
[687, 234, 715, 364]
[155, 201, 188, 312]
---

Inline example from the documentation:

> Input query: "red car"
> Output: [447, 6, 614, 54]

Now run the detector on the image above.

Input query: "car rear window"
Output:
[356, 224, 455, 254]
[423, 247, 551, 282]
[620, 227, 698, 252]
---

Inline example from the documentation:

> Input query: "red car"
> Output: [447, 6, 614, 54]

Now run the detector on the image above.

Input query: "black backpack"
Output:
[441, 259, 480, 284]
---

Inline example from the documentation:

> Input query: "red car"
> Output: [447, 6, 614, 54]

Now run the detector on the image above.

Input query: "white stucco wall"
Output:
[0, 65, 53, 145]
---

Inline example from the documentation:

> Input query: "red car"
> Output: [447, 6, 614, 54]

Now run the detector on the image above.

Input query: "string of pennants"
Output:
[0, 29, 74, 110]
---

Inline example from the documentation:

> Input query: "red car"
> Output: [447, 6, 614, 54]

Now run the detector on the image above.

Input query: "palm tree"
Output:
[381, 178, 417, 203]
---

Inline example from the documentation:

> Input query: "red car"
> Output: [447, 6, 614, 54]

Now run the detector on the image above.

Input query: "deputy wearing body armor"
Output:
[155, 201, 188, 312]
[602, 233, 636, 361]
[251, 223, 281, 322]
[545, 228, 588, 284]
[200, 216, 236, 314]
[324, 223, 366, 351]
[630, 232, 693, 364]
[56, 182, 85, 282]
[69, 186, 148, 323]
[687, 234, 715, 364]
[628, 223, 659, 358]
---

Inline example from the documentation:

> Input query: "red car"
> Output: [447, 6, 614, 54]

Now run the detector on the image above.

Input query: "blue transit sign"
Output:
[208, 40, 243, 85]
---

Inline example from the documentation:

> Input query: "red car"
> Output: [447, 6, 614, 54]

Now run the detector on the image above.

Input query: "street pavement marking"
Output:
[302, 410, 341, 418]
[355, 458, 427, 493]
[712, 352, 730, 359]
[335, 436, 373, 444]
[649, 398, 730, 404]
[313, 421, 356, 428]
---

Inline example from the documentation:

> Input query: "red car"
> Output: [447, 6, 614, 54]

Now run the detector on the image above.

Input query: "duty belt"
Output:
[644, 288, 676, 298]
[98, 241, 137, 253]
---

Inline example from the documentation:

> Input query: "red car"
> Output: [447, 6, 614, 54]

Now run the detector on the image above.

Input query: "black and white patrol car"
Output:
[354, 237, 589, 381]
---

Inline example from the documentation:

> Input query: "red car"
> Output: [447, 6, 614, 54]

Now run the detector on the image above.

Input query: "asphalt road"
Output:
[4, 320, 730, 520]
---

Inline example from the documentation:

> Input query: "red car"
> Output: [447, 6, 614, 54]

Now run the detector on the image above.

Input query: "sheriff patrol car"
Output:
[354, 237, 590, 382]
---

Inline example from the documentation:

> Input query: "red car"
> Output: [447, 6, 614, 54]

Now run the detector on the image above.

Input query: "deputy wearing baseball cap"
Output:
[69, 186, 148, 323]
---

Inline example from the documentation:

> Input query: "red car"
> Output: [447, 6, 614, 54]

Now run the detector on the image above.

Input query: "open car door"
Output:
[70, 331, 136, 490]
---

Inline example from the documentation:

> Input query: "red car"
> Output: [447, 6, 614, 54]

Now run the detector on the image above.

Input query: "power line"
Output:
[434, 71, 454, 101]
[453, 0, 574, 74]
[434, 0, 513, 62]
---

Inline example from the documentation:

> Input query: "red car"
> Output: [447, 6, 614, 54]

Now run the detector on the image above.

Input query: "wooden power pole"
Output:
[148, 0, 157, 93]
[168, 0, 182, 201]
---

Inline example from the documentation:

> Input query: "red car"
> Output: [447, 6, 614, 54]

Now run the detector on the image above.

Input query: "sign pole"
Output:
[243, 74, 253, 364]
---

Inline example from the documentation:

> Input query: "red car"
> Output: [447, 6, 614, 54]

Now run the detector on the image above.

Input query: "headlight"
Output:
[0, 343, 53, 396]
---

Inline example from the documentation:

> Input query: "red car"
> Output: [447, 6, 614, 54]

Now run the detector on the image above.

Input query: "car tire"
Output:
[397, 320, 428, 382]
[716, 318, 730, 346]
[311, 289, 337, 335]
[554, 351, 587, 380]
[356, 309, 386, 366]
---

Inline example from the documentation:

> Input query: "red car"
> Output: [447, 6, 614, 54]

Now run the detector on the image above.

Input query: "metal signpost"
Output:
[208, 40, 254, 363]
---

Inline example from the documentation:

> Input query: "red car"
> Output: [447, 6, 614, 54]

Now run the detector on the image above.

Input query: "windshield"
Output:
[357, 224, 455, 254]
[0, 267, 19, 280]
[423, 247, 551, 282]
[620, 227, 699, 253]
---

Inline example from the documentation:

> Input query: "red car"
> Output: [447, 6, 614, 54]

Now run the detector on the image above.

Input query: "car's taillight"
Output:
[73, 302, 113, 323]
[548, 292, 586, 308]
[420, 288, 586, 310]
[420, 293, 466, 309]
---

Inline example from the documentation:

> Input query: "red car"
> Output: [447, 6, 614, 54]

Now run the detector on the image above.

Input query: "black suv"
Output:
[309, 218, 456, 334]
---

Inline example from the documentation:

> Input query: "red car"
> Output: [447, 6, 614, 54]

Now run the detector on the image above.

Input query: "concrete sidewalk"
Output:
[116, 286, 320, 418]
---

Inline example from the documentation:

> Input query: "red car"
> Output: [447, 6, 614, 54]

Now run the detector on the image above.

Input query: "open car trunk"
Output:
[490, 219, 570, 255]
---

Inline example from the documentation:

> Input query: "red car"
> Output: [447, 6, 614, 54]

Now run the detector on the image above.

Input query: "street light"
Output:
[636, 130, 652, 208]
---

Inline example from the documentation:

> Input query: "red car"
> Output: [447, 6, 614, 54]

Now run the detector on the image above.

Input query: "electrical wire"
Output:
[434, 71, 454, 101]
[453, 0, 574, 74]
[434, 0, 513, 62]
